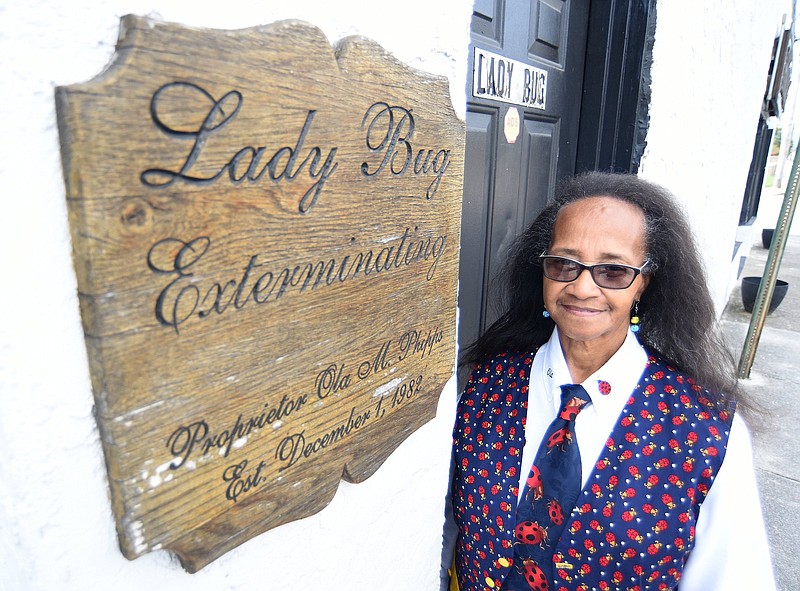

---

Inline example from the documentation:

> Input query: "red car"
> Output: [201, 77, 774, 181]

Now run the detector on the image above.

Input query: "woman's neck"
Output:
[559, 332, 627, 384]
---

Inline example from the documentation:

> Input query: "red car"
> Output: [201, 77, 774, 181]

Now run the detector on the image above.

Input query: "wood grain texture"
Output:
[56, 15, 464, 572]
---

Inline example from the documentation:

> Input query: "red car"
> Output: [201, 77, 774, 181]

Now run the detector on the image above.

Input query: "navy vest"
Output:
[451, 351, 733, 591]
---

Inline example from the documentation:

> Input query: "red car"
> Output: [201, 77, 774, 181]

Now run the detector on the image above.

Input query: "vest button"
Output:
[485, 576, 496, 588]
[498, 557, 510, 567]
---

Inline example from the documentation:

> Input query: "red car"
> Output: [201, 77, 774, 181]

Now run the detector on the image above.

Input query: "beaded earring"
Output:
[630, 301, 641, 333]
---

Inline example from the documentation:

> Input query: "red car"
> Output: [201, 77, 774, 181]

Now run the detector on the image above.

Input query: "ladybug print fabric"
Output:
[451, 352, 733, 591]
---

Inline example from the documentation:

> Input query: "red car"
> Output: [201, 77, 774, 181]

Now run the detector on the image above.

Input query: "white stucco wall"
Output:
[0, 2, 469, 590]
[639, 0, 793, 311]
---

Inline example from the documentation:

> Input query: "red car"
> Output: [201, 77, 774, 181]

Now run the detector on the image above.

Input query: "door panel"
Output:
[458, 109, 497, 351]
[520, 116, 558, 228]
[472, 0, 504, 45]
[529, 0, 567, 64]
[459, 0, 589, 367]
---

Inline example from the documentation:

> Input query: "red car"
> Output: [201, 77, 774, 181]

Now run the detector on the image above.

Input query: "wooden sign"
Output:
[56, 15, 463, 572]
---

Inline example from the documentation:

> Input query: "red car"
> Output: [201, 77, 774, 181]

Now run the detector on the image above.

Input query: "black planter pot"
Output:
[762, 228, 775, 249]
[741, 276, 789, 314]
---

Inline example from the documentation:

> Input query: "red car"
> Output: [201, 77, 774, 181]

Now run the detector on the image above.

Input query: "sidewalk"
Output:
[721, 233, 800, 591]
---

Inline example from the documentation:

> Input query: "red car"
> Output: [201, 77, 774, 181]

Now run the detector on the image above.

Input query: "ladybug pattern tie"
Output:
[505, 384, 591, 591]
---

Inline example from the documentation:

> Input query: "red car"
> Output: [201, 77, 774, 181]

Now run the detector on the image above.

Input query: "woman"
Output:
[443, 172, 775, 591]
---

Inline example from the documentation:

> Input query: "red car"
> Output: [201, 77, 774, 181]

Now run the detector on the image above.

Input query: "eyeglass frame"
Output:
[537, 253, 651, 290]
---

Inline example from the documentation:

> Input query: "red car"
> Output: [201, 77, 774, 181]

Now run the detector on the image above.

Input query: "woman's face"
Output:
[543, 196, 650, 354]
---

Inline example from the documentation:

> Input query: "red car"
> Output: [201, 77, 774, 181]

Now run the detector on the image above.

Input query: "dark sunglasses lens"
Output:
[592, 265, 636, 289]
[542, 257, 580, 281]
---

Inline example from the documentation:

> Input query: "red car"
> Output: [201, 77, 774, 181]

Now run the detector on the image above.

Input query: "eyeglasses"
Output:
[538, 254, 649, 290]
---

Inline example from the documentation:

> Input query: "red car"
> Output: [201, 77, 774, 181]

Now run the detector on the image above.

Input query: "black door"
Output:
[458, 0, 590, 364]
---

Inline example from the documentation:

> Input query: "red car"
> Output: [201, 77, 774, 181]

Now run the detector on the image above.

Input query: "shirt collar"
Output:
[540, 327, 647, 418]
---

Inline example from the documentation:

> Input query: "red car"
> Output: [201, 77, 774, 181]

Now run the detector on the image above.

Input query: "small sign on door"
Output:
[472, 47, 547, 110]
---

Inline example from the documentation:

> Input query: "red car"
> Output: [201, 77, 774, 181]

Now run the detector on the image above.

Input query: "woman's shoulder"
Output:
[641, 350, 735, 426]
[468, 350, 537, 373]
[460, 350, 537, 396]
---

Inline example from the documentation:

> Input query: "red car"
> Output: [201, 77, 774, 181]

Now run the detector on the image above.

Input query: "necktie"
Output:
[505, 384, 591, 591]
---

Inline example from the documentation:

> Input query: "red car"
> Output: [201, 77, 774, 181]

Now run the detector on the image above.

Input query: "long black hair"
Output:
[461, 171, 741, 409]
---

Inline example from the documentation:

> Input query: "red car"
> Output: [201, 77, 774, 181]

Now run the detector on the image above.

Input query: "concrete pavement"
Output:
[721, 232, 800, 591]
